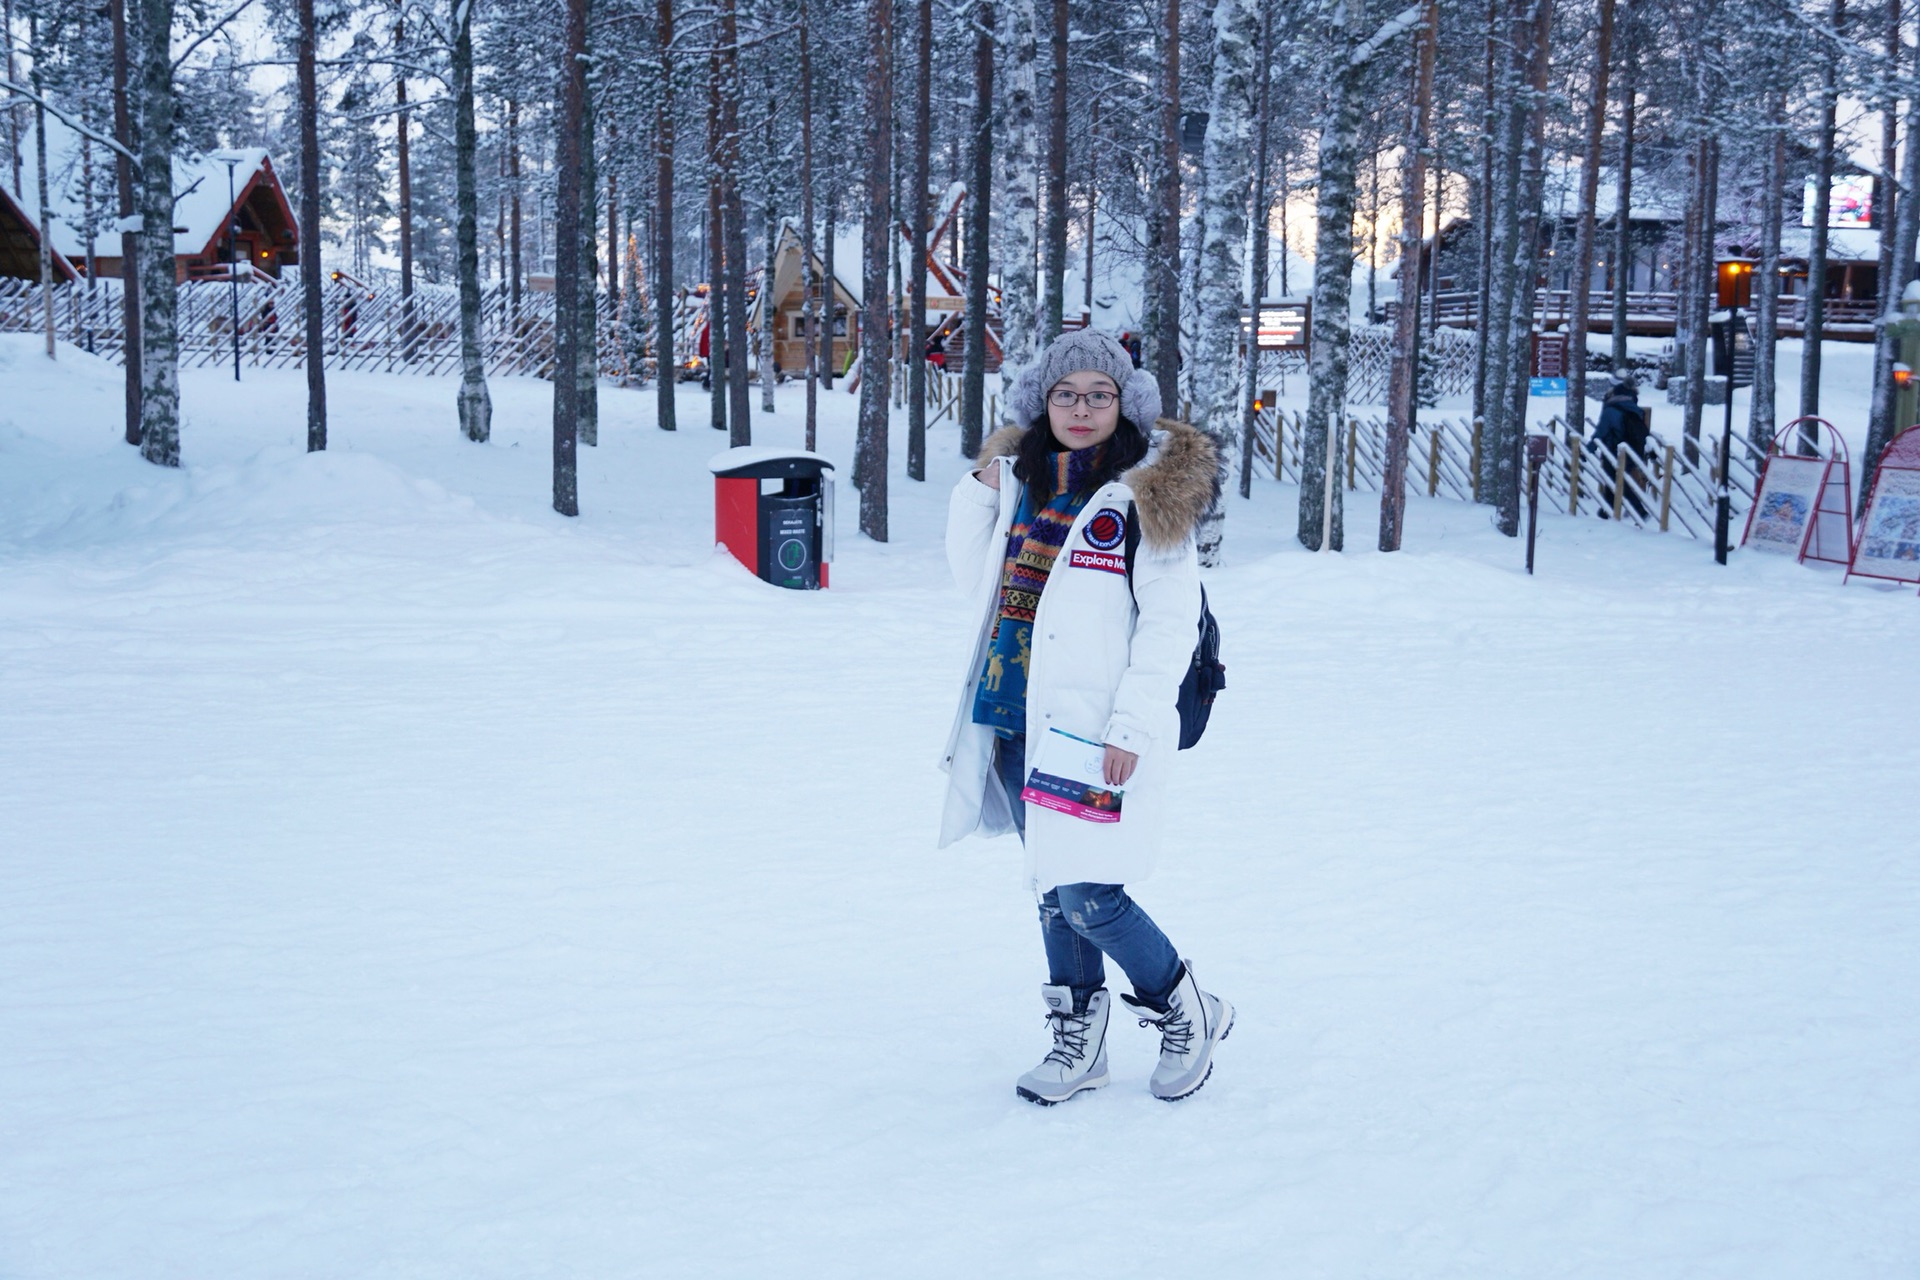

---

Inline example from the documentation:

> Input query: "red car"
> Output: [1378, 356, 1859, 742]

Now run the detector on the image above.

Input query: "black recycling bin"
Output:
[710, 447, 836, 589]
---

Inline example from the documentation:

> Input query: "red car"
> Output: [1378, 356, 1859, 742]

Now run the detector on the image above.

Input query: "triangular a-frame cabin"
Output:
[751, 219, 863, 377]
[0, 184, 80, 282]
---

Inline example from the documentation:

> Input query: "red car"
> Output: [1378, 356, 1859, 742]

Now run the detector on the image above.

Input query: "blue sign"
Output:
[1529, 377, 1568, 397]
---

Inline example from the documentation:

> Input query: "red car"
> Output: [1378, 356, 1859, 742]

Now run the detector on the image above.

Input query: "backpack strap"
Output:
[1123, 500, 1140, 598]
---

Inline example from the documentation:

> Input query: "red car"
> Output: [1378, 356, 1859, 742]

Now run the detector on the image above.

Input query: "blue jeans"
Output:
[994, 735, 1184, 1011]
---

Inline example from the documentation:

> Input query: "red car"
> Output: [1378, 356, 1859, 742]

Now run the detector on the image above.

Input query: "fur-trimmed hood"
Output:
[976, 419, 1221, 550]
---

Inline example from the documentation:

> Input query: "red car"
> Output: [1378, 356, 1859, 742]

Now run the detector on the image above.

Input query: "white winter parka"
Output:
[938, 420, 1217, 895]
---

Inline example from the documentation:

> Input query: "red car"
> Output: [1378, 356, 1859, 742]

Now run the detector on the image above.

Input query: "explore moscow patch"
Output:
[1069, 549, 1127, 575]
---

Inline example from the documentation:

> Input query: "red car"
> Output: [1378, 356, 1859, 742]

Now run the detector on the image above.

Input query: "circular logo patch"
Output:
[1084, 507, 1127, 550]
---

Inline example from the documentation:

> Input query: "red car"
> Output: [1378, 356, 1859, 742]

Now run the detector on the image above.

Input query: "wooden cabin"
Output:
[0, 184, 79, 283]
[27, 121, 298, 282]
[750, 220, 863, 376]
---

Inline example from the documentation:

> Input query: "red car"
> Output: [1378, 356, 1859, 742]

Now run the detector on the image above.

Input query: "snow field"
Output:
[1, 334, 1917, 1277]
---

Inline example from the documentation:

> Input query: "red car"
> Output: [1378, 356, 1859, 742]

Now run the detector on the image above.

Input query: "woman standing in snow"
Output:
[939, 329, 1232, 1105]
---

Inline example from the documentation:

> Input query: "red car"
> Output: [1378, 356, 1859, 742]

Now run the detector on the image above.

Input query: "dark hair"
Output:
[1011, 415, 1151, 495]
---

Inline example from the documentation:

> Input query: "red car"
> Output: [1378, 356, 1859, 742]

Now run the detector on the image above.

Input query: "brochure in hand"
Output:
[1021, 727, 1124, 824]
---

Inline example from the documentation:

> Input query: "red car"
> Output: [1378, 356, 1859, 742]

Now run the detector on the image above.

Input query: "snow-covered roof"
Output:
[13, 117, 279, 261]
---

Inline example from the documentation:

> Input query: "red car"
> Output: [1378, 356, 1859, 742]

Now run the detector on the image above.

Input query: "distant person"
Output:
[925, 331, 948, 371]
[1591, 376, 1649, 518]
[939, 328, 1233, 1106]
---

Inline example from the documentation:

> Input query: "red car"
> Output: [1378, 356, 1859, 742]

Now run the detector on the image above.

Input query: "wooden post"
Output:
[1613, 442, 1628, 520]
[1428, 424, 1441, 496]
[1659, 443, 1674, 531]
[1347, 417, 1358, 489]
[1568, 437, 1582, 515]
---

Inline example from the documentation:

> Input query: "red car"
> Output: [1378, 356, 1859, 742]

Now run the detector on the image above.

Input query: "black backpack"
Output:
[1123, 502, 1226, 750]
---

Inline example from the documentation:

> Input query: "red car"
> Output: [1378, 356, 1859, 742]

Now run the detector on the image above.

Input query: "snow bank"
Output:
[2, 340, 1917, 1278]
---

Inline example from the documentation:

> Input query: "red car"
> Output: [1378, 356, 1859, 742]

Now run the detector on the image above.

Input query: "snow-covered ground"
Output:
[2, 335, 1917, 1278]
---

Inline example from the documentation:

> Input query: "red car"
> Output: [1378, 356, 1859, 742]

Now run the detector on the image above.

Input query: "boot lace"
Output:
[1138, 1003, 1195, 1057]
[1043, 1009, 1093, 1068]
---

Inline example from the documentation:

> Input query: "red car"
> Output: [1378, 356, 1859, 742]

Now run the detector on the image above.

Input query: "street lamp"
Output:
[1713, 248, 1756, 565]
[222, 156, 242, 383]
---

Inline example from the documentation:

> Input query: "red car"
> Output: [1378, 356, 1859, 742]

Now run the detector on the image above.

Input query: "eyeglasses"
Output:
[1049, 388, 1118, 409]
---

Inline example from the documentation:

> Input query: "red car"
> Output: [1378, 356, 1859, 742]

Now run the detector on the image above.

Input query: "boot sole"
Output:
[1017, 1071, 1110, 1106]
[1154, 1003, 1234, 1102]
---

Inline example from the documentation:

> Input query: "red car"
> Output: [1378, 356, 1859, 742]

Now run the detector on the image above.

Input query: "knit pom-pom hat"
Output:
[1010, 329, 1163, 429]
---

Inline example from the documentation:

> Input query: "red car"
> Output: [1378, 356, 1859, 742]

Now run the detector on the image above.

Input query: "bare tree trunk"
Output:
[135, 0, 182, 464]
[1496, 0, 1553, 535]
[801, 0, 818, 450]
[1800, 0, 1843, 421]
[653, 0, 676, 430]
[907, 0, 932, 478]
[509, 100, 523, 317]
[1383, 0, 1438, 551]
[453, 0, 491, 441]
[1471, 0, 1496, 427]
[1681, 136, 1716, 458]
[295, 0, 327, 453]
[1565, 0, 1614, 426]
[1238, 2, 1272, 501]
[1865, 0, 1908, 473]
[1874, 0, 1900, 352]
[30, 16, 53, 359]
[1150, 0, 1182, 414]
[718, 0, 751, 445]
[1610, 4, 1633, 368]
[1041, 0, 1068, 343]
[552, 0, 587, 516]
[112, 0, 141, 445]
[1299, 0, 1367, 551]
[1863, 24, 1920, 501]
[1084, 95, 1099, 325]
[758, 58, 778, 417]
[822, 147, 837, 391]
[1191, 0, 1259, 564]
[1477, 0, 1524, 503]
[707, 48, 729, 435]
[579, 73, 599, 448]
[5, 0, 19, 196]
[961, 0, 994, 454]
[996, 0, 1038, 388]
[1749, 86, 1785, 454]
[857, 0, 894, 540]
[396, 10, 414, 363]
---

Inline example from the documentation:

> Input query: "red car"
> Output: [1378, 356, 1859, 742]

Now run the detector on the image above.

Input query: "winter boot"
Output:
[1121, 962, 1233, 1102]
[1016, 986, 1111, 1106]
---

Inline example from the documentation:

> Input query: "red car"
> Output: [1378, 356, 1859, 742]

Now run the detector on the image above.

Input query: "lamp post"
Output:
[1713, 249, 1755, 565]
[222, 156, 242, 383]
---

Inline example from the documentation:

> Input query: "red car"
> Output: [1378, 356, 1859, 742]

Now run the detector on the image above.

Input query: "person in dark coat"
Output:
[1590, 377, 1649, 518]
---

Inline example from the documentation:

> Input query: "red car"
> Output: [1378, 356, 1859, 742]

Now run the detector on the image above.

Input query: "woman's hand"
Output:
[975, 463, 1001, 490]
[1102, 745, 1138, 787]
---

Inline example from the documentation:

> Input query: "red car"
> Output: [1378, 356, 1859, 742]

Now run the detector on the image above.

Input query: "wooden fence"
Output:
[1389, 288, 1879, 339]
[1246, 404, 1761, 539]
[0, 277, 652, 380]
